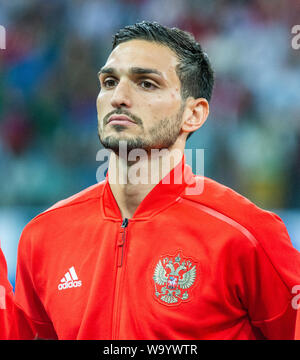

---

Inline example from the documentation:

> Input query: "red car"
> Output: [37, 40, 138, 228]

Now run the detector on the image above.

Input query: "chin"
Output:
[99, 133, 144, 153]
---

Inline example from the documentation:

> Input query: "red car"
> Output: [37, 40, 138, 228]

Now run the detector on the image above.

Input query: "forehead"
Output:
[104, 39, 180, 83]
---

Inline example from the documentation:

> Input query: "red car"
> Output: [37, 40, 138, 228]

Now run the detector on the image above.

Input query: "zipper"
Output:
[112, 217, 129, 339]
[117, 218, 129, 267]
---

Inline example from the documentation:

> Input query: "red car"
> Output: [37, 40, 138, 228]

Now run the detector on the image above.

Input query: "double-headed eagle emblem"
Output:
[153, 253, 197, 305]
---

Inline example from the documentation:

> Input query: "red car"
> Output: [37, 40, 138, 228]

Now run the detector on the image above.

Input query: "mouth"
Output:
[107, 115, 137, 126]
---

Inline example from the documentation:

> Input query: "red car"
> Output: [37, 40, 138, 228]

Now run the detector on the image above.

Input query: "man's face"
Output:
[97, 39, 185, 154]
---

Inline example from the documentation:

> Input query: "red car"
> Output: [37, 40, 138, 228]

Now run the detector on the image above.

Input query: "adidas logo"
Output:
[58, 266, 82, 291]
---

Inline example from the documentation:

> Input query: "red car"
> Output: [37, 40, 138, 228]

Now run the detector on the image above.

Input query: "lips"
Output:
[107, 115, 136, 126]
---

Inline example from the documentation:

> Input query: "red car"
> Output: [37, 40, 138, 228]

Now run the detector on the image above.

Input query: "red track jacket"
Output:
[14, 159, 300, 339]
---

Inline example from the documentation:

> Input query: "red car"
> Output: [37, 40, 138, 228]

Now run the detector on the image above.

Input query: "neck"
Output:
[108, 141, 185, 219]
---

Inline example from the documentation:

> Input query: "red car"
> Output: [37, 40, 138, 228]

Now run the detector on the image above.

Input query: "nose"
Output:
[110, 79, 132, 109]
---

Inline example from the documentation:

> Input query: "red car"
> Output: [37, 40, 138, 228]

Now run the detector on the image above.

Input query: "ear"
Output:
[181, 97, 209, 137]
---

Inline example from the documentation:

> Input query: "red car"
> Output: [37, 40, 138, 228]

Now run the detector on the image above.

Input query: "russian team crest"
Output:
[153, 252, 197, 306]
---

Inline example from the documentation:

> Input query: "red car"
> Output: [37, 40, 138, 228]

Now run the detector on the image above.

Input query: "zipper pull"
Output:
[117, 218, 129, 267]
[121, 218, 129, 228]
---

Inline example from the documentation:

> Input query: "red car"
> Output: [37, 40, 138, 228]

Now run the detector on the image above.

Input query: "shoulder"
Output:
[181, 175, 300, 288]
[180, 175, 291, 251]
[182, 176, 300, 279]
[45, 181, 105, 213]
[181, 175, 285, 233]
[19, 181, 106, 241]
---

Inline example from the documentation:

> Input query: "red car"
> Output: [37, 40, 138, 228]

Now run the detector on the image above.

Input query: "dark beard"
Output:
[98, 134, 148, 155]
[98, 103, 184, 155]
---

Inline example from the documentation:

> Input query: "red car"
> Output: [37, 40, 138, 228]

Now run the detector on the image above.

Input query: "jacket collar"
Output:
[101, 156, 194, 221]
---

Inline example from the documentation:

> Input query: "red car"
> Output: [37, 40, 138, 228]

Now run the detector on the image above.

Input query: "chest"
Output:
[34, 217, 247, 339]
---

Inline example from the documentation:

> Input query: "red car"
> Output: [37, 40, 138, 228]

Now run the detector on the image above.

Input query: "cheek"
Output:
[96, 93, 102, 111]
[96, 92, 110, 115]
[143, 91, 181, 119]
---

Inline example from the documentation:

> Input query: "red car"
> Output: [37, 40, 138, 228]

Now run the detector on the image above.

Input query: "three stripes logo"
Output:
[58, 266, 82, 291]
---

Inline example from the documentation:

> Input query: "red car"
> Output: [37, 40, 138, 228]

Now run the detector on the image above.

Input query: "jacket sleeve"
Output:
[14, 226, 58, 339]
[184, 178, 300, 339]
[232, 213, 300, 340]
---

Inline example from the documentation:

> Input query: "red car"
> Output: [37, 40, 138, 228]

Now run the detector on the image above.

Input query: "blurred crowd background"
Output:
[0, 0, 299, 285]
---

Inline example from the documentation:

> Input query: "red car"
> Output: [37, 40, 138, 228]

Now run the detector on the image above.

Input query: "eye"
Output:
[102, 78, 118, 89]
[139, 80, 158, 90]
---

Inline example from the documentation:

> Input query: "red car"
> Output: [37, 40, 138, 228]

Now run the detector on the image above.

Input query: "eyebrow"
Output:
[98, 67, 163, 78]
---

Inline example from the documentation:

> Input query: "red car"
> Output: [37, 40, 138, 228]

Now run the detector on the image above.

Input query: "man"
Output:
[14, 21, 300, 340]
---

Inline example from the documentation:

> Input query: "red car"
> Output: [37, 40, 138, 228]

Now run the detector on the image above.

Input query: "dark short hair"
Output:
[112, 21, 214, 139]
[113, 21, 214, 101]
